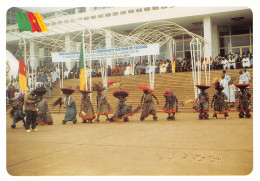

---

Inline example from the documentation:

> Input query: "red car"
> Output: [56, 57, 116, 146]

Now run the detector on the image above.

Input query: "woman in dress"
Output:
[35, 89, 53, 125]
[211, 82, 230, 119]
[138, 86, 159, 121]
[60, 88, 77, 124]
[162, 89, 178, 120]
[109, 90, 140, 122]
[78, 90, 95, 123]
[193, 85, 211, 120]
[93, 82, 113, 122]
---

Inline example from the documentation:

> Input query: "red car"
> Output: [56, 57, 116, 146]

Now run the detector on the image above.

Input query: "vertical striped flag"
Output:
[18, 49, 27, 92]
[172, 53, 176, 73]
[79, 41, 86, 90]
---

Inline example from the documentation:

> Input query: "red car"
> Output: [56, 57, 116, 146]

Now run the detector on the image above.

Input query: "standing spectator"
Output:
[24, 89, 38, 132]
[107, 65, 111, 76]
[243, 68, 251, 83]
[228, 80, 236, 107]
[44, 80, 51, 98]
[220, 73, 229, 102]
[8, 83, 16, 99]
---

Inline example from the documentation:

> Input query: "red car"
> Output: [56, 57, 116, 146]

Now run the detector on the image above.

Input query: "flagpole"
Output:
[23, 38, 28, 92]
[62, 61, 64, 88]
[87, 30, 92, 101]
[82, 31, 88, 91]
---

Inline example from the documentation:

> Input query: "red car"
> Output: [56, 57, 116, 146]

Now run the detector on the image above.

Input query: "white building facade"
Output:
[6, 7, 253, 71]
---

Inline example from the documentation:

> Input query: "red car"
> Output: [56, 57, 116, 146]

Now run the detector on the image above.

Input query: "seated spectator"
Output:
[242, 55, 250, 68]
[160, 61, 167, 73]
[235, 53, 242, 69]
[222, 57, 228, 70]
[228, 54, 236, 69]
[124, 64, 131, 76]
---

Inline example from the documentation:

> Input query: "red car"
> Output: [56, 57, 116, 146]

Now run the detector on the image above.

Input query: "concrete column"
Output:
[105, 30, 114, 68]
[65, 34, 72, 71]
[203, 16, 219, 60]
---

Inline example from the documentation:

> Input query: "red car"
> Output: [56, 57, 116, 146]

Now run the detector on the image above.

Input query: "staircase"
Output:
[6, 68, 253, 114]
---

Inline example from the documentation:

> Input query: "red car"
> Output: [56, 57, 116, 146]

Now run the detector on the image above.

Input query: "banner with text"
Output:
[51, 44, 160, 62]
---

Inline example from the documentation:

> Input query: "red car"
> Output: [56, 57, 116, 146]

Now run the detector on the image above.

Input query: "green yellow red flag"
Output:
[18, 49, 27, 92]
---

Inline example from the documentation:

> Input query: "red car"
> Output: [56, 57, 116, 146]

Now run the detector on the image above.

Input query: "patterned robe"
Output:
[213, 92, 230, 114]
[64, 97, 77, 122]
[80, 97, 95, 120]
[96, 94, 112, 115]
[36, 98, 53, 124]
[237, 90, 251, 112]
[163, 93, 178, 113]
[141, 92, 156, 118]
[194, 92, 209, 113]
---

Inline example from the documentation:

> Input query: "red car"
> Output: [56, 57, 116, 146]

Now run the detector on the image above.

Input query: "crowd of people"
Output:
[7, 50, 253, 131]
[9, 66, 252, 132]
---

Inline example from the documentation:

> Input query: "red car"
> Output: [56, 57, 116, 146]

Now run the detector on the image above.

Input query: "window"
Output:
[231, 35, 250, 47]
[219, 37, 230, 47]
[231, 25, 249, 35]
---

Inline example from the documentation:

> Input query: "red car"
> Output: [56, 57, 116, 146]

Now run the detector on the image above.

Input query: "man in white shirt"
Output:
[243, 68, 251, 83]
[220, 73, 229, 102]
[242, 55, 250, 68]
[221, 57, 228, 70]
[228, 54, 236, 69]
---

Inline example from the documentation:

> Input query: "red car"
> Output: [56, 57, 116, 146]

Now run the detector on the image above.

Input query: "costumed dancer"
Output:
[234, 84, 251, 118]
[138, 86, 159, 121]
[162, 89, 178, 120]
[35, 89, 53, 125]
[78, 89, 95, 123]
[93, 82, 113, 122]
[109, 90, 140, 122]
[211, 82, 230, 119]
[193, 85, 211, 120]
[60, 88, 77, 124]
[9, 93, 26, 129]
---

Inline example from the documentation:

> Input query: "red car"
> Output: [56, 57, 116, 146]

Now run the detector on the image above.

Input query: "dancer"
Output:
[193, 85, 211, 120]
[138, 86, 159, 121]
[9, 93, 26, 129]
[162, 89, 178, 120]
[109, 90, 140, 122]
[211, 82, 230, 119]
[35, 89, 53, 125]
[78, 89, 95, 123]
[93, 82, 113, 122]
[234, 83, 251, 118]
[60, 88, 77, 124]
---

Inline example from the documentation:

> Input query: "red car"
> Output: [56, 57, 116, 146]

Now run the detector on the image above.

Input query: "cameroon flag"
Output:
[16, 11, 49, 33]
[18, 50, 27, 92]
[172, 53, 176, 73]
[79, 42, 86, 90]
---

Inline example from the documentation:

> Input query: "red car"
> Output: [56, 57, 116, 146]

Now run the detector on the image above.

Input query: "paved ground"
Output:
[6, 112, 253, 176]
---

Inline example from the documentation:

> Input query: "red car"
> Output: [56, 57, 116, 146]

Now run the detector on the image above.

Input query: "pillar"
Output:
[65, 34, 72, 71]
[105, 30, 115, 68]
[203, 16, 219, 60]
